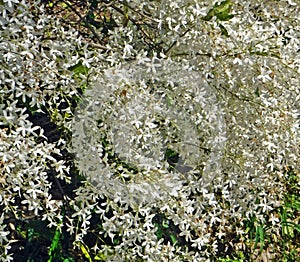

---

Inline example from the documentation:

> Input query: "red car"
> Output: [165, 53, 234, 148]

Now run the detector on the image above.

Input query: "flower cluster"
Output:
[0, 1, 87, 260]
[0, 0, 299, 261]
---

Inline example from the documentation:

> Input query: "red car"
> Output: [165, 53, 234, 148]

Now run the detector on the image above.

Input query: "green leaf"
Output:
[285, 194, 300, 210]
[27, 227, 35, 243]
[254, 224, 265, 253]
[154, 222, 163, 239]
[203, 0, 234, 21]
[94, 253, 107, 260]
[165, 148, 179, 160]
[203, 9, 215, 21]
[170, 234, 178, 245]
[162, 219, 169, 228]
[63, 258, 75, 262]
[255, 87, 260, 97]
[67, 62, 89, 76]
[258, 225, 265, 253]
[78, 242, 93, 262]
[217, 12, 234, 21]
[48, 229, 61, 262]
[218, 23, 229, 37]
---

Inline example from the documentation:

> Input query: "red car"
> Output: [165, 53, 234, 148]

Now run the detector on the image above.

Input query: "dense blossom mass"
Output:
[0, 0, 299, 261]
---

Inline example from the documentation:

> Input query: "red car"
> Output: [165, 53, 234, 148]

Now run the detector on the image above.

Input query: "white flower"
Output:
[3, 0, 19, 8]
[257, 67, 273, 83]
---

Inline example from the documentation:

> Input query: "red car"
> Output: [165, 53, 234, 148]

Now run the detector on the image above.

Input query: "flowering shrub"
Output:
[0, 0, 299, 261]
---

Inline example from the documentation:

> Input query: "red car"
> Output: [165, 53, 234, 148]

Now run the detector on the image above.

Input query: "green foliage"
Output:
[164, 148, 180, 169]
[203, 0, 234, 21]
[68, 62, 89, 77]
[254, 224, 265, 254]
[77, 241, 116, 261]
[280, 189, 300, 260]
[48, 227, 61, 262]
[241, 169, 300, 260]
[218, 253, 245, 262]
[203, 0, 234, 36]
[78, 242, 93, 262]
[153, 214, 182, 247]
[218, 23, 229, 37]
